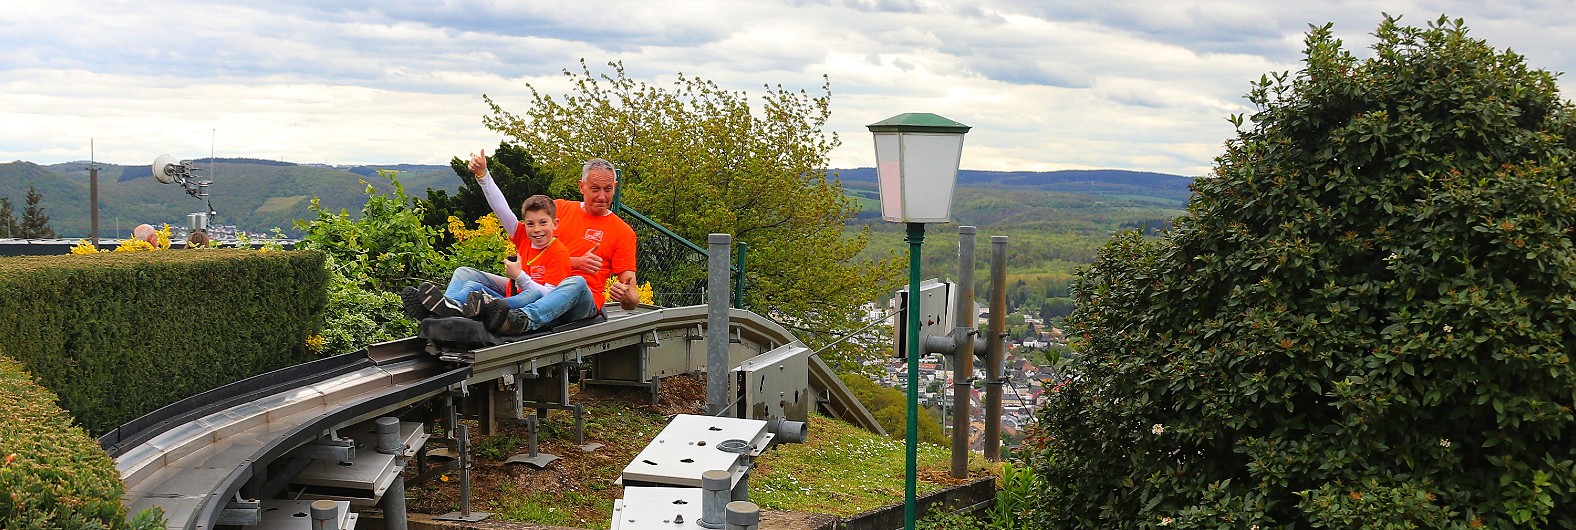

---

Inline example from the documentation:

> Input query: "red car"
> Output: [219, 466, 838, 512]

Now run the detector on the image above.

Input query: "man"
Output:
[550, 157, 640, 311]
[132, 224, 159, 248]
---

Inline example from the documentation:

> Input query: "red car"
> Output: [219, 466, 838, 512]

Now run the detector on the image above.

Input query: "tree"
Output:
[20, 186, 54, 239]
[418, 141, 553, 250]
[839, 372, 949, 447]
[0, 197, 18, 238]
[1036, 16, 1575, 529]
[483, 61, 903, 368]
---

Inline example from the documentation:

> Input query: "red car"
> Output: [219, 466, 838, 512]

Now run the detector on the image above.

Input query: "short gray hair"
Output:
[581, 158, 617, 181]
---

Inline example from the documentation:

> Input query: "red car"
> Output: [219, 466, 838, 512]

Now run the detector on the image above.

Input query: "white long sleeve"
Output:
[512, 273, 554, 297]
[478, 170, 518, 237]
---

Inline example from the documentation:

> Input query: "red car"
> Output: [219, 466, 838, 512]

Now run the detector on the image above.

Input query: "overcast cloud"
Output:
[4, 1, 1576, 176]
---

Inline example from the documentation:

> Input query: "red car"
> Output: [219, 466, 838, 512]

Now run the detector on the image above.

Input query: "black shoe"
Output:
[495, 309, 531, 336]
[480, 299, 512, 332]
[418, 282, 462, 318]
[463, 291, 490, 318]
[400, 286, 428, 320]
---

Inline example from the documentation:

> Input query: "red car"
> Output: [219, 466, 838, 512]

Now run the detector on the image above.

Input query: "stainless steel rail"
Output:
[112, 343, 466, 530]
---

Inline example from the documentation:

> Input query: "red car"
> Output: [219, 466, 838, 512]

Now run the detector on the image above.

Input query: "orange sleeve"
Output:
[610, 220, 637, 276]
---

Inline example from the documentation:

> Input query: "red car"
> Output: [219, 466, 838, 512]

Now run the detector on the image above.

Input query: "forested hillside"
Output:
[847, 170, 1192, 325]
[0, 159, 459, 237]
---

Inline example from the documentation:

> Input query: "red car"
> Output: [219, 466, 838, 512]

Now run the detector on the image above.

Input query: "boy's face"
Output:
[520, 209, 556, 247]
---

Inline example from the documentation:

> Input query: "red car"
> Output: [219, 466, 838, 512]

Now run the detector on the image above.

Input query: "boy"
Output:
[405, 193, 597, 335]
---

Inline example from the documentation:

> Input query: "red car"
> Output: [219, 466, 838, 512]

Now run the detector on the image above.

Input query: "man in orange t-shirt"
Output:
[554, 158, 640, 310]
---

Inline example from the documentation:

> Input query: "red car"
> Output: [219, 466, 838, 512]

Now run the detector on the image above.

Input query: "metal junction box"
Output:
[621, 414, 773, 488]
[893, 278, 953, 359]
[736, 342, 810, 424]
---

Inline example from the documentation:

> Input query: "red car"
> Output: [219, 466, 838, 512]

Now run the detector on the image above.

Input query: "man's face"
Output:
[520, 209, 557, 248]
[580, 169, 617, 216]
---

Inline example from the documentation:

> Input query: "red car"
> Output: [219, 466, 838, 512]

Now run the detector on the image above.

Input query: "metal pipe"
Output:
[985, 235, 1008, 461]
[725, 501, 761, 530]
[699, 469, 731, 529]
[382, 474, 408, 530]
[707, 233, 732, 416]
[951, 227, 976, 478]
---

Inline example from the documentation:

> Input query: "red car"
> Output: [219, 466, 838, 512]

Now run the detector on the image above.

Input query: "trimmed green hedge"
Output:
[0, 250, 327, 436]
[0, 356, 161, 528]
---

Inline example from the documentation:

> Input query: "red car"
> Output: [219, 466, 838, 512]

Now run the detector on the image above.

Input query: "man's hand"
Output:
[469, 149, 488, 179]
[571, 243, 603, 273]
[610, 271, 639, 310]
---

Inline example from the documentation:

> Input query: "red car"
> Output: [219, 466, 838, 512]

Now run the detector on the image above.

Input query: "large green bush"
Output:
[0, 357, 162, 528]
[1036, 16, 1574, 529]
[0, 250, 327, 436]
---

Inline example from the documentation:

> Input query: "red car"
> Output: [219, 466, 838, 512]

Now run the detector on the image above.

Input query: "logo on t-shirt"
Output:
[584, 228, 605, 243]
[528, 265, 546, 280]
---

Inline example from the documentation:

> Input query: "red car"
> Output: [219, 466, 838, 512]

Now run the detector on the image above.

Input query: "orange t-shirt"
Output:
[507, 229, 570, 295]
[554, 199, 637, 307]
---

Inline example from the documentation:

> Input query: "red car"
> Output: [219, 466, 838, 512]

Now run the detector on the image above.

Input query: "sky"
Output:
[4, 1, 1576, 177]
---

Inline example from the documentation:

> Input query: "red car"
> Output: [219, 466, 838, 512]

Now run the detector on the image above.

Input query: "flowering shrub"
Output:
[1035, 16, 1575, 529]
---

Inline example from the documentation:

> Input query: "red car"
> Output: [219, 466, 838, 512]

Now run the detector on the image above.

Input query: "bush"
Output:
[0, 357, 162, 528]
[1036, 16, 1575, 529]
[0, 250, 327, 436]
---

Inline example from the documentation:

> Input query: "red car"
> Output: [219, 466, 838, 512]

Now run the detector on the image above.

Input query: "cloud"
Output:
[4, 0, 1576, 177]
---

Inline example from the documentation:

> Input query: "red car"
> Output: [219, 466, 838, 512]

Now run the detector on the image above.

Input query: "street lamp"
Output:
[868, 112, 969, 530]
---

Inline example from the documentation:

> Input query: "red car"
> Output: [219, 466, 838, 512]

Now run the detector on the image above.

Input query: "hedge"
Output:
[0, 249, 328, 436]
[0, 356, 161, 528]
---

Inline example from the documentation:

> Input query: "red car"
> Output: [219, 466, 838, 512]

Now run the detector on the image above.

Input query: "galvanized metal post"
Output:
[374, 417, 408, 530]
[310, 500, 338, 530]
[699, 469, 731, 529]
[725, 501, 761, 530]
[950, 227, 976, 478]
[985, 235, 1008, 461]
[707, 233, 732, 416]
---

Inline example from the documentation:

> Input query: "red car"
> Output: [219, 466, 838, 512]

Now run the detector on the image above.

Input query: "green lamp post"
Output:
[867, 112, 969, 530]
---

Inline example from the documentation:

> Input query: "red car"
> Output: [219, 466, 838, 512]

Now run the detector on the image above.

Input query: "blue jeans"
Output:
[443, 267, 599, 331]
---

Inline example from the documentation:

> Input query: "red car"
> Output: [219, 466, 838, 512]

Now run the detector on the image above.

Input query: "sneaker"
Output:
[463, 291, 490, 319]
[418, 282, 462, 318]
[399, 286, 428, 320]
[480, 299, 512, 332]
[495, 309, 532, 336]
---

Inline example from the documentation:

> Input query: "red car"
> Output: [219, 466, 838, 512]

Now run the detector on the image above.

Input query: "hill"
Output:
[833, 167, 1195, 208]
[0, 160, 1194, 240]
[0, 159, 461, 238]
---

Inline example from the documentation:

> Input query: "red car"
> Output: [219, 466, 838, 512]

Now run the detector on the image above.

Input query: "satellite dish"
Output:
[152, 154, 182, 184]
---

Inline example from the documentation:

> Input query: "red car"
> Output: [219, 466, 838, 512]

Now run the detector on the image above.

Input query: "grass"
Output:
[750, 413, 990, 517]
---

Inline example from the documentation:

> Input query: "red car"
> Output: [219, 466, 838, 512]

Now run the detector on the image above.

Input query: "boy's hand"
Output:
[504, 254, 522, 280]
[571, 243, 603, 273]
[469, 149, 488, 179]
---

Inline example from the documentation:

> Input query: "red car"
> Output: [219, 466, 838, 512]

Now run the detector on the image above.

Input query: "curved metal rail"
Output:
[110, 344, 466, 530]
[106, 305, 879, 528]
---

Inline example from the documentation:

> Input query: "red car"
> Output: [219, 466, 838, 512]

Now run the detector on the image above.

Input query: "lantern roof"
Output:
[866, 113, 971, 134]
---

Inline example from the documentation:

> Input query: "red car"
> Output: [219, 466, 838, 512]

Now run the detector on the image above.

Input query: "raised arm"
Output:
[470, 150, 518, 237]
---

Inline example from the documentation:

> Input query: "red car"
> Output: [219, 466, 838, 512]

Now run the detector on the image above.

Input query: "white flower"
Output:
[1443, 325, 1453, 333]
[1439, 439, 1451, 448]
[1385, 252, 1399, 261]
[1160, 516, 1173, 526]
[1151, 423, 1165, 435]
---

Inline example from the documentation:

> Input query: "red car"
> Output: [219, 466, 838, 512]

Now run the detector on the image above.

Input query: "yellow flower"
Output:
[603, 280, 655, 305]
[69, 240, 102, 254]
[305, 334, 326, 354]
